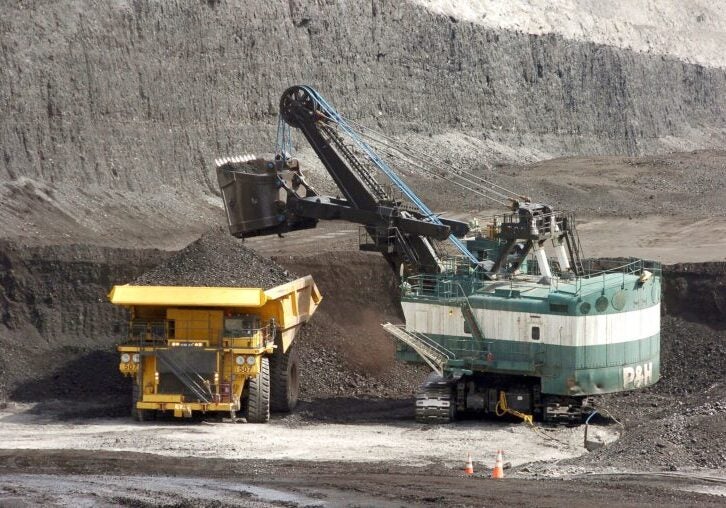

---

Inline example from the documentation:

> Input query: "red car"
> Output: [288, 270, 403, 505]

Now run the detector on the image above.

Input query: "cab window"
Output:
[224, 315, 259, 337]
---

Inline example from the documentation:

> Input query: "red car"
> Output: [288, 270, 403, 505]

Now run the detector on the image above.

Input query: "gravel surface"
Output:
[0, 404, 588, 467]
[6, 450, 723, 508]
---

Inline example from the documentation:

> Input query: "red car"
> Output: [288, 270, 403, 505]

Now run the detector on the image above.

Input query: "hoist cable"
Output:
[299, 86, 479, 264]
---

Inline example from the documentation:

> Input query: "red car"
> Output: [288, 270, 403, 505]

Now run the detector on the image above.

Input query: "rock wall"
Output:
[1, 0, 725, 196]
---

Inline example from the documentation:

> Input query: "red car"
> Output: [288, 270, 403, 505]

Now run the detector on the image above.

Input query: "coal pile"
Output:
[296, 314, 428, 402]
[278, 251, 429, 401]
[134, 227, 293, 288]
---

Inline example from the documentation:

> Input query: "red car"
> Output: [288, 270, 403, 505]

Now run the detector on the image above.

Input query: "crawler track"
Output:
[415, 375, 454, 423]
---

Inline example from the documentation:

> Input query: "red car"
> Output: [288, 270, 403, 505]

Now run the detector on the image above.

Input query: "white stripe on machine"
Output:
[402, 302, 660, 347]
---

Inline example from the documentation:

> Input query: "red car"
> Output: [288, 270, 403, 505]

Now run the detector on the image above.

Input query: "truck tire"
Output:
[270, 344, 300, 412]
[245, 357, 270, 423]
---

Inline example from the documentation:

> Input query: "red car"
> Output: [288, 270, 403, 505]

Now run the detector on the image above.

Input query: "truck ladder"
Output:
[155, 353, 212, 404]
[382, 323, 453, 376]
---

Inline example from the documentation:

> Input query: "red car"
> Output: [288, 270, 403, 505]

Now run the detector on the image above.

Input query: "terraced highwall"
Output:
[1, 0, 725, 196]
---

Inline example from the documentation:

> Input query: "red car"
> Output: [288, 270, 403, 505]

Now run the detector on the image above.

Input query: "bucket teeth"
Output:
[215, 154, 257, 167]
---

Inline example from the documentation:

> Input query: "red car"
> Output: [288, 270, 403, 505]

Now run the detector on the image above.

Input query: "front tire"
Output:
[246, 357, 271, 423]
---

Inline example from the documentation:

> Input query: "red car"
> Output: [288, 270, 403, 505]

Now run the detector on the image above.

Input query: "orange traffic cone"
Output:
[464, 452, 474, 475]
[491, 450, 504, 479]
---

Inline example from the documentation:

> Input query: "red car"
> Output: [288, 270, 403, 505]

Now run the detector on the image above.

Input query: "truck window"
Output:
[224, 315, 260, 337]
[224, 318, 246, 337]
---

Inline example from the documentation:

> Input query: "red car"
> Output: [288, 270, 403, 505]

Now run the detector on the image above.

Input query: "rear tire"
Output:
[245, 357, 271, 423]
[270, 344, 300, 412]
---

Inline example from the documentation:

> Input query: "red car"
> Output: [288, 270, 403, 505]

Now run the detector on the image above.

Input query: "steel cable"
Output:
[298, 86, 479, 264]
[345, 118, 522, 202]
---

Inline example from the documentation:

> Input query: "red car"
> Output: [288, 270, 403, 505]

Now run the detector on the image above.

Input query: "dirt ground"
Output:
[2, 449, 726, 507]
[0, 401, 602, 468]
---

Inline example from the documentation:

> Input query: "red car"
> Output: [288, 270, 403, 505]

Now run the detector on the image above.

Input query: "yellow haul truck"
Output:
[110, 276, 321, 422]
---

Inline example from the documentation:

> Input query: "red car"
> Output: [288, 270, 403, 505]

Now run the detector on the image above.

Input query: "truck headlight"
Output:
[246, 356, 256, 366]
[235, 356, 245, 365]
[120, 353, 131, 363]
[132, 353, 140, 364]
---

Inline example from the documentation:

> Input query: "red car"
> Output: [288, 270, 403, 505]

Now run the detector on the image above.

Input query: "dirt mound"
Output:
[296, 315, 428, 401]
[134, 227, 293, 288]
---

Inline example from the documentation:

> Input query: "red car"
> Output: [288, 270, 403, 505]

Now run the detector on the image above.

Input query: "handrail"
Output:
[402, 257, 661, 300]
[382, 323, 454, 376]
[124, 319, 272, 348]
